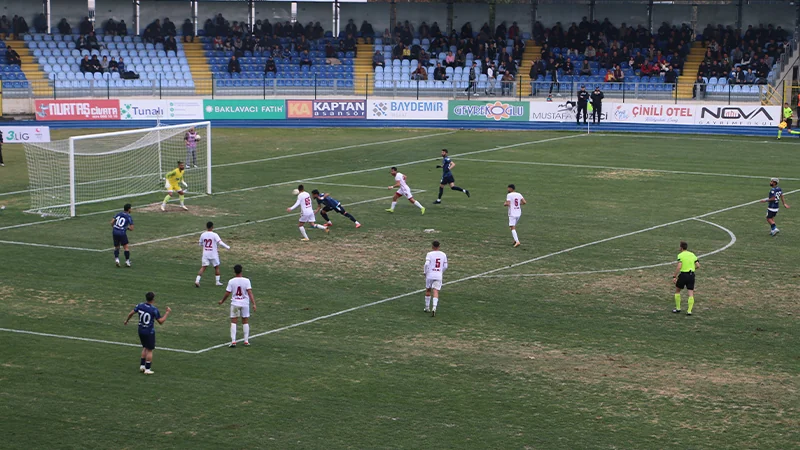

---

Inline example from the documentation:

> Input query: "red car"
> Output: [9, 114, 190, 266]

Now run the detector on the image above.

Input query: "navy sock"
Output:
[438, 187, 444, 199]
[344, 212, 357, 222]
[140, 358, 146, 366]
[321, 213, 330, 222]
[771, 223, 777, 230]
[124, 251, 130, 260]
[451, 186, 464, 192]
[145, 361, 151, 370]
[114, 249, 119, 258]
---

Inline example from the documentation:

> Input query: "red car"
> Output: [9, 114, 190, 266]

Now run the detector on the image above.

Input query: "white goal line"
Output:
[194, 190, 794, 352]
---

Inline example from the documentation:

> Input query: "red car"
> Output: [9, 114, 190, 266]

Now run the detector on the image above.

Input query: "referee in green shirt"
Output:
[673, 241, 699, 315]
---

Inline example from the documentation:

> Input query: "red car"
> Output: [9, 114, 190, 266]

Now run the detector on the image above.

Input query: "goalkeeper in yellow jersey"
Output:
[161, 161, 189, 211]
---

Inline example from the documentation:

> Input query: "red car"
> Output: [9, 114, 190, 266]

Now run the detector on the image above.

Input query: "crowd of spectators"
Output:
[79, 54, 126, 75]
[696, 23, 788, 86]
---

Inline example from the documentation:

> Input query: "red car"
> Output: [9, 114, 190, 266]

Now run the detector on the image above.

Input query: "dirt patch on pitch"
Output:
[235, 230, 424, 275]
[590, 169, 664, 180]
[385, 333, 798, 405]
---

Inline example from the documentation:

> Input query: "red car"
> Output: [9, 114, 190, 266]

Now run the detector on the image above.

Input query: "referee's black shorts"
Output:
[785, 117, 793, 129]
[675, 271, 695, 290]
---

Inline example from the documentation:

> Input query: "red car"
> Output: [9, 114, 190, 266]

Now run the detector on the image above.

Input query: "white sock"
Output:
[355, 221, 360, 225]
[299, 227, 309, 239]
[511, 229, 519, 242]
[195, 275, 201, 284]
[230, 323, 237, 343]
[243, 324, 250, 342]
[313, 223, 326, 230]
[215, 275, 220, 283]
[425, 296, 431, 309]
[413, 200, 424, 209]
[432, 297, 439, 310]
[390, 201, 397, 210]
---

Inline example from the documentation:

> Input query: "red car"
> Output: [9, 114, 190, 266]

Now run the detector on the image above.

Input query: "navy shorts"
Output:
[113, 233, 129, 247]
[675, 272, 695, 290]
[441, 174, 455, 185]
[139, 332, 156, 350]
[767, 210, 778, 219]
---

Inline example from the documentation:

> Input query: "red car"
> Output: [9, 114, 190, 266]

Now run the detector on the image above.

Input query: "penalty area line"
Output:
[0, 327, 198, 354]
[195, 192, 784, 352]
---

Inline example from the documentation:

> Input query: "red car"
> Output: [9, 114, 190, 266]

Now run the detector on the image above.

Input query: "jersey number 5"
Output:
[434, 259, 441, 269]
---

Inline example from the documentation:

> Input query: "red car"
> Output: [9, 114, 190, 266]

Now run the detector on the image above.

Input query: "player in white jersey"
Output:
[386, 167, 426, 214]
[504, 184, 526, 248]
[286, 184, 329, 241]
[423, 240, 448, 317]
[218, 264, 257, 348]
[184, 127, 200, 168]
[195, 221, 231, 288]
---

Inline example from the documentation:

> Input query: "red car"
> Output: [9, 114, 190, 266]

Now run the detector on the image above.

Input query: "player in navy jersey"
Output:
[124, 292, 171, 375]
[434, 149, 470, 204]
[760, 178, 790, 236]
[311, 190, 361, 228]
[111, 203, 134, 267]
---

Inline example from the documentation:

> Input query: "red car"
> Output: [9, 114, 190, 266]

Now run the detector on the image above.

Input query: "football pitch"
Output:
[1, 127, 798, 449]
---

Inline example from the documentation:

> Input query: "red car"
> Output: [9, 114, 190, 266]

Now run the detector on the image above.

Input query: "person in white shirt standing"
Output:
[423, 240, 448, 317]
[195, 221, 231, 287]
[386, 167, 426, 214]
[504, 184, 527, 248]
[287, 184, 329, 241]
[218, 264, 257, 348]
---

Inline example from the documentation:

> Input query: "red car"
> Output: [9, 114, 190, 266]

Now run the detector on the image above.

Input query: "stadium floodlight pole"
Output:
[68, 137, 76, 217]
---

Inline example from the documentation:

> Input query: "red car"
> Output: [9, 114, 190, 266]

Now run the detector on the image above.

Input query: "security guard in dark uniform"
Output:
[576, 85, 589, 124]
[591, 86, 605, 124]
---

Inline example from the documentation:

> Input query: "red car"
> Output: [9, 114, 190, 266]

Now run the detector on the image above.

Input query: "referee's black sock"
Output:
[321, 213, 330, 222]
[344, 212, 357, 222]
[124, 251, 130, 261]
[145, 361, 151, 370]
[438, 187, 444, 199]
[451, 186, 464, 193]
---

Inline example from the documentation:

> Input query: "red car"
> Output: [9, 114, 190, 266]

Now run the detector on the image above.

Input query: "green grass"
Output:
[1, 128, 799, 449]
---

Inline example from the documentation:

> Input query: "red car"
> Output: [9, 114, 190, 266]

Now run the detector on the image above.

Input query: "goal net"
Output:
[23, 121, 212, 217]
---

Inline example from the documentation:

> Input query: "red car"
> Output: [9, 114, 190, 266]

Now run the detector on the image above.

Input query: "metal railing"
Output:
[0, 75, 764, 104]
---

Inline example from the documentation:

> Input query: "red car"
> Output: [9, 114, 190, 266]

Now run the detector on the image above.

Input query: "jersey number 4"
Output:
[235, 287, 244, 297]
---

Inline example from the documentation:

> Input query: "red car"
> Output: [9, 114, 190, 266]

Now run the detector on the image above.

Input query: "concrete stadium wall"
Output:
[0, 1, 794, 35]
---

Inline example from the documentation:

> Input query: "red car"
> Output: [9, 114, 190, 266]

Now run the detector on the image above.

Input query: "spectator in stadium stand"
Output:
[584, 44, 596, 59]
[501, 71, 515, 96]
[411, 63, 428, 81]
[464, 61, 478, 95]
[108, 57, 119, 73]
[563, 59, 574, 76]
[455, 49, 466, 67]
[580, 59, 592, 76]
[299, 50, 312, 67]
[163, 18, 176, 36]
[182, 19, 194, 43]
[295, 35, 309, 52]
[89, 55, 102, 73]
[57, 18, 71, 35]
[105, 18, 119, 36]
[80, 55, 92, 74]
[100, 56, 109, 73]
[233, 37, 244, 57]
[118, 20, 128, 36]
[79, 16, 92, 35]
[5, 46, 20, 66]
[345, 19, 357, 38]
[204, 18, 215, 36]
[324, 40, 336, 58]
[76, 35, 88, 51]
[0, 15, 9, 35]
[264, 56, 277, 75]
[34, 13, 47, 33]
[87, 32, 100, 50]
[613, 64, 624, 82]
[745, 68, 756, 84]
[693, 75, 705, 99]
[227, 55, 241, 74]
[213, 35, 224, 51]
[144, 19, 162, 44]
[312, 22, 324, 40]
[664, 65, 677, 84]
[117, 57, 126, 72]
[433, 62, 447, 81]
[12, 15, 29, 39]
[508, 21, 520, 39]
[164, 36, 178, 53]
[604, 69, 615, 82]
[372, 50, 385, 70]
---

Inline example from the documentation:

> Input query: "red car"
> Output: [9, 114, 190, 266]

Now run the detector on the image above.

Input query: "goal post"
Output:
[24, 121, 212, 217]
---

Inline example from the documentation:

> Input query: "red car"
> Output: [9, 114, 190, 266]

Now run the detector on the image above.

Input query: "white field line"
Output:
[459, 158, 800, 182]
[212, 131, 457, 168]
[0, 239, 105, 252]
[97, 190, 425, 251]
[0, 131, 457, 199]
[479, 218, 736, 278]
[0, 216, 72, 231]
[197, 192, 789, 353]
[213, 134, 587, 196]
[593, 133, 798, 146]
[0, 327, 197, 354]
